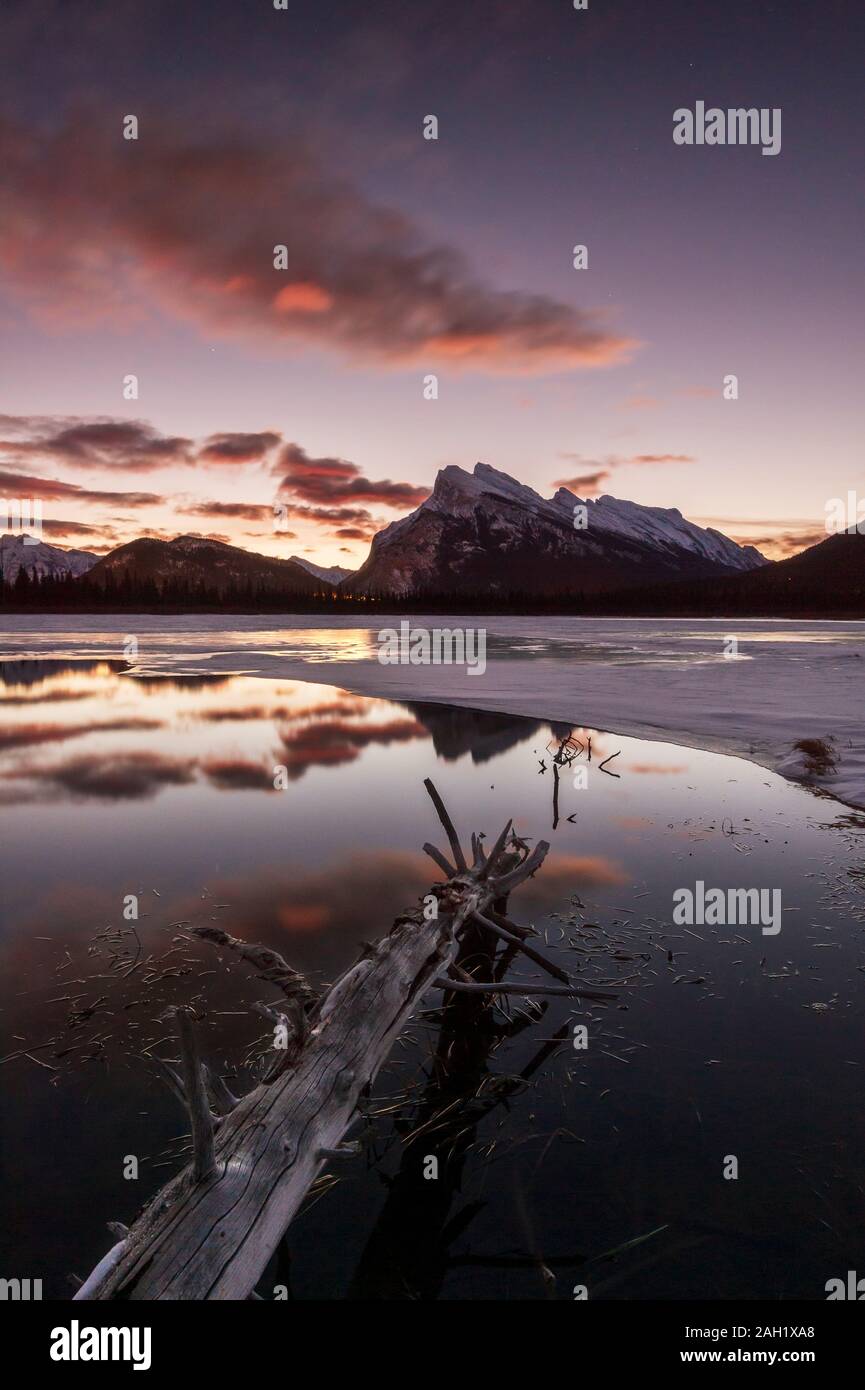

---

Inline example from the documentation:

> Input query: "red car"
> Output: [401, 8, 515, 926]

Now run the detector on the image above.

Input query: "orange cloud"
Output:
[734, 529, 824, 560]
[273, 282, 333, 313]
[554, 470, 611, 496]
[0, 115, 636, 375]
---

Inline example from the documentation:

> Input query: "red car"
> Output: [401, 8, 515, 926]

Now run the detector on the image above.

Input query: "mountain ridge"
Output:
[289, 556, 354, 585]
[0, 533, 98, 583]
[344, 461, 766, 596]
[84, 534, 321, 596]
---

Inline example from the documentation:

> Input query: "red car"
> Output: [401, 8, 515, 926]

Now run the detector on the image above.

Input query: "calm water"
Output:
[1, 656, 864, 1300]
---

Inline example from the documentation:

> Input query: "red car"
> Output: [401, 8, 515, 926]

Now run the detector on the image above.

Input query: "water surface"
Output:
[1, 655, 864, 1300]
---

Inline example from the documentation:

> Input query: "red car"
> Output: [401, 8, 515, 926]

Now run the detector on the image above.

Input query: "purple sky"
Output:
[0, 0, 862, 564]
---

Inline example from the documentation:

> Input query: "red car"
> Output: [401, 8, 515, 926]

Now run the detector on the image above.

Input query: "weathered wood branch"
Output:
[175, 1007, 216, 1184]
[77, 780, 597, 1301]
[422, 842, 456, 878]
[471, 911, 570, 983]
[189, 926, 316, 1003]
[154, 1058, 186, 1110]
[484, 905, 534, 939]
[478, 818, 513, 878]
[203, 1066, 239, 1117]
[423, 776, 467, 871]
[437, 974, 617, 1001]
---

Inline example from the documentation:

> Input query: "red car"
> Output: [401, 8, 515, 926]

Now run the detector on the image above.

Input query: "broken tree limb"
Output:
[436, 975, 617, 1001]
[72, 1239, 128, 1301]
[423, 842, 456, 878]
[82, 908, 473, 1298]
[477, 818, 513, 878]
[483, 905, 535, 939]
[471, 911, 570, 984]
[154, 1058, 186, 1111]
[77, 780, 596, 1301]
[423, 776, 467, 871]
[203, 1065, 239, 1117]
[189, 926, 316, 1003]
[175, 1007, 216, 1184]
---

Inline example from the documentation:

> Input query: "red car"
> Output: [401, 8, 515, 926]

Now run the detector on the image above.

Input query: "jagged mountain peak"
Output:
[345, 461, 767, 597]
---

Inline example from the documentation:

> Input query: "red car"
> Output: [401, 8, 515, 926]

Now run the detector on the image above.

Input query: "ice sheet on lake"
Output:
[2, 614, 864, 809]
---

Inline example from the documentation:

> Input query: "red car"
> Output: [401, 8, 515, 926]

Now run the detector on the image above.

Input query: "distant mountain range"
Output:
[618, 526, 865, 617]
[2, 463, 860, 615]
[289, 556, 354, 585]
[344, 462, 766, 596]
[0, 532, 98, 582]
[84, 535, 321, 596]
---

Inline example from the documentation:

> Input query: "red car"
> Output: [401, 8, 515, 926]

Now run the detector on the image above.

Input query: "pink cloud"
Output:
[0, 116, 637, 374]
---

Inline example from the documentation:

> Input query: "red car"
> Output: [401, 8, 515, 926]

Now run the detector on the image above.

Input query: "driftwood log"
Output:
[77, 780, 613, 1300]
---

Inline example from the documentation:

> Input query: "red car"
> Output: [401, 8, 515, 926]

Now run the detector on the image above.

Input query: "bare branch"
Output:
[423, 778, 467, 871]
[423, 842, 456, 878]
[203, 1066, 239, 1116]
[484, 907, 534, 940]
[155, 1058, 187, 1109]
[435, 975, 617, 1001]
[191, 926, 315, 1003]
[478, 818, 513, 879]
[471, 912, 570, 984]
[77, 780, 593, 1300]
[174, 1007, 216, 1184]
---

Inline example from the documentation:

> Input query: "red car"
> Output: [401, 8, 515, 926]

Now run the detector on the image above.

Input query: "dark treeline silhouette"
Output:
[2, 546, 863, 618]
[0, 567, 365, 614]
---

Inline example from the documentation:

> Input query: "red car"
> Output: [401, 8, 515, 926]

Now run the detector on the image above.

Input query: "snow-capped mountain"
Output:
[0, 533, 98, 583]
[344, 462, 766, 597]
[547, 488, 763, 571]
[289, 556, 354, 586]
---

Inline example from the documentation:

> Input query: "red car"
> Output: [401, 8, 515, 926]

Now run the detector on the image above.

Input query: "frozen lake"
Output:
[1, 649, 864, 1299]
[2, 614, 864, 806]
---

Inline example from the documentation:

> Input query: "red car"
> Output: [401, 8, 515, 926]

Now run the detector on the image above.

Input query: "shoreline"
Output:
[217, 654, 865, 812]
[2, 613, 864, 812]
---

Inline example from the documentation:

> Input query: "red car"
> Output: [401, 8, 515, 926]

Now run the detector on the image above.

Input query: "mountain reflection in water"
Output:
[1, 657, 864, 1300]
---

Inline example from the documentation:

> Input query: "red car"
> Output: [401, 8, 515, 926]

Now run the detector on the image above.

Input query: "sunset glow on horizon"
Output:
[0, 0, 861, 570]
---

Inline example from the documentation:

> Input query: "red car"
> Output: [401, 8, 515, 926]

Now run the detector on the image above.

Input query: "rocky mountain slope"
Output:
[344, 462, 766, 596]
[85, 535, 321, 595]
